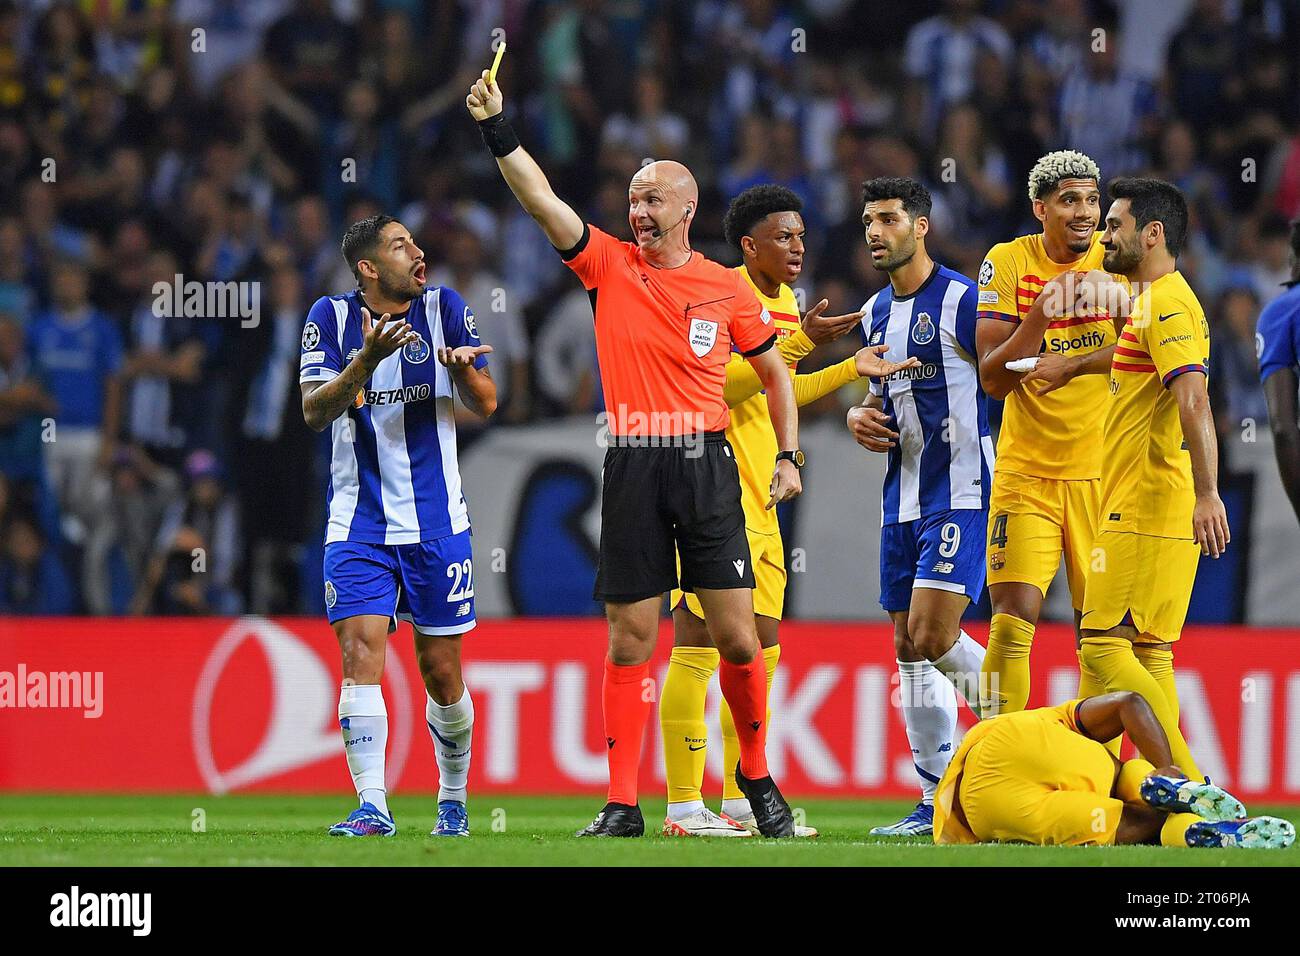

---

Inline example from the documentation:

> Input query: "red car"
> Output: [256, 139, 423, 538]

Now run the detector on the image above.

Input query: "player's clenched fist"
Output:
[466, 70, 503, 121]
[847, 404, 898, 452]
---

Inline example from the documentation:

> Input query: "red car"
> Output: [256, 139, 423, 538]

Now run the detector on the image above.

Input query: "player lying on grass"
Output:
[300, 215, 496, 838]
[933, 690, 1294, 849]
[659, 184, 917, 838]
[847, 177, 991, 838]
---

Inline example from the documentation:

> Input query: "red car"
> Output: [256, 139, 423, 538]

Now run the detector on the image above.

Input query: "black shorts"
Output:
[594, 432, 756, 603]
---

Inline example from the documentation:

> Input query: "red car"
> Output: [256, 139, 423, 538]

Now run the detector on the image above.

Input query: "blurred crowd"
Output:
[0, 0, 1297, 615]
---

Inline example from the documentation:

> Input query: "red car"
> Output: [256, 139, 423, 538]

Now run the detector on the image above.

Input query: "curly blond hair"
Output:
[1027, 150, 1100, 203]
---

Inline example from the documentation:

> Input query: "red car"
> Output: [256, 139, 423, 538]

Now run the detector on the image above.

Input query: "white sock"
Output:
[932, 629, 987, 718]
[666, 799, 705, 821]
[721, 797, 752, 819]
[339, 683, 389, 816]
[426, 688, 474, 805]
[897, 659, 957, 805]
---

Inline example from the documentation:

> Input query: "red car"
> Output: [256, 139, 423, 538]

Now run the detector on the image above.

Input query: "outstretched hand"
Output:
[854, 344, 920, 379]
[802, 298, 865, 345]
[360, 308, 416, 369]
[438, 344, 493, 370]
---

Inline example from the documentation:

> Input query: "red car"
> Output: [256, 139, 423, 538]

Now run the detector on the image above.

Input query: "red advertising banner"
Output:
[1, 617, 1297, 801]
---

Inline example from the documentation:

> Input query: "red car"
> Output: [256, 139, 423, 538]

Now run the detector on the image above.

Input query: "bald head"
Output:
[628, 160, 699, 263]
[630, 160, 698, 207]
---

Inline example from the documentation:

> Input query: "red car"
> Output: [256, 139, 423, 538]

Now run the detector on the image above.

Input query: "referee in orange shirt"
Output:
[468, 73, 802, 837]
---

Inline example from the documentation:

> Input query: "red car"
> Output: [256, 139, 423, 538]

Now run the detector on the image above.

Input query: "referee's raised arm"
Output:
[466, 71, 584, 251]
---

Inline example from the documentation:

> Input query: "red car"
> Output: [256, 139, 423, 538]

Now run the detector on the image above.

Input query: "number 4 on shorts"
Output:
[990, 513, 1008, 548]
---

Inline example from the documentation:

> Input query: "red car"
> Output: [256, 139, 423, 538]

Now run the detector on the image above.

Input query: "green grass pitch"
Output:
[2, 794, 1296, 866]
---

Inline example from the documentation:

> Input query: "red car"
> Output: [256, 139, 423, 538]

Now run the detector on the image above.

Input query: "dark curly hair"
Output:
[723, 184, 803, 250]
[860, 177, 932, 222]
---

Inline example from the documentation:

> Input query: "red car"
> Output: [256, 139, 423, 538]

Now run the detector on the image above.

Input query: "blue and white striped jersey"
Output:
[299, 286, 488, 545]
[863, 264, 992, 526]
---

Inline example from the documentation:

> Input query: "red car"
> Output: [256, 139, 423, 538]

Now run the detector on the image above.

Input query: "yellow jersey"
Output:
[727, 268, 803, 536]
[933, 700, 1109, 845]
[977, 233, 1116, 480]
[1101, 271, 1210, 539]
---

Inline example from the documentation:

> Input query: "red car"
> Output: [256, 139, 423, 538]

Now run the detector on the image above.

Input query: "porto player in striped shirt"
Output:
[300, 215, 496, 838]
[847, 177, 991, 837]
[468, 71, 802, 837]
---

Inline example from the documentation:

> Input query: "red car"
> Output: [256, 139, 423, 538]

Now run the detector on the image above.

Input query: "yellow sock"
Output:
[1079, 636, 1203, 781]
[1160, 812, 1200, 847]
[1077, 649, 1122, 757]
[721, 644, 780, 800]
[980, 613, 1034, 715]
[1134, 644, 1179, 725]
[1115, 758, 1155, 803]
[660, 646, 719, 804]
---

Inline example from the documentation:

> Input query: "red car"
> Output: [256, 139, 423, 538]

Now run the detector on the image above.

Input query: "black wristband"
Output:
[477, 113, 520, 158]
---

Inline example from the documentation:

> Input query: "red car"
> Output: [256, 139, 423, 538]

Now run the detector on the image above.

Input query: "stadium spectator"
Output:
[263, 0, 358, 118]
[429, 223, 531, 424]
[0, 313, 55, 485]
[1056, 28, 1159, 178]
[903, 0, 1014, 142]
[82, 445, 181, 616]
[130, 448, 241, 616]
[26, 260, 123, 545]
[0, 509, 73, 615]
[1208, 285, 1269, 461]
[120, 249, 212, 470]
[226, 265, 316, 613]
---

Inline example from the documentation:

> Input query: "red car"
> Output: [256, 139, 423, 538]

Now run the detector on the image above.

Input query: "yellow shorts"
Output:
[1080, 529, 1200, 644]
[958, 715, 1121, 846]
[672, 528, 785, 621]
[986, 471, 1100, 608]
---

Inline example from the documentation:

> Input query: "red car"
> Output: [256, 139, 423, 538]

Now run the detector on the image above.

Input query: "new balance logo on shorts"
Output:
[733, 559, 745, 577]
[455, 602, 471, 617]
[931, 561, 954, 574]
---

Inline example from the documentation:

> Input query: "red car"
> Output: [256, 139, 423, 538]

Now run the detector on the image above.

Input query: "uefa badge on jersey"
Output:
[324, 581, 337, 608]
[978, 258, 995, 287]
[403, 331, 430, 364]
[911, 311, 935, 346]
[302, 321, 320, 351]
[689, 317, 719, 357]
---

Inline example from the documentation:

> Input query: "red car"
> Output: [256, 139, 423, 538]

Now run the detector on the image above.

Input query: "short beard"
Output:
[376, 272, 420, 303]
[1102, 243, 1141, 275]
[874, 245, 916, 273]
[1066, 232, 1094, 254]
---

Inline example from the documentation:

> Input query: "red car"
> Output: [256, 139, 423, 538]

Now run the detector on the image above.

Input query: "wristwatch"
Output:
[776, 450, 805, 469]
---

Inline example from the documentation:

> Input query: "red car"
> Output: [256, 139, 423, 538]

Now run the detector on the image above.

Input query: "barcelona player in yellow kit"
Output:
[658, 185, 918, 837]
[974, 151, 1120, 718]
[933, 691, 1293, 848]
[1076, 178, 1230, 783]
